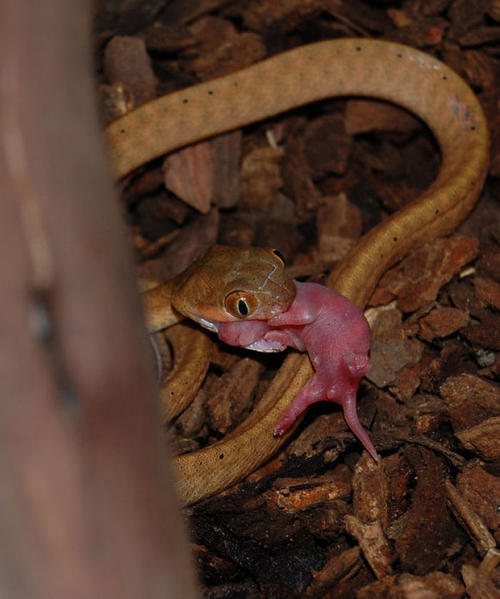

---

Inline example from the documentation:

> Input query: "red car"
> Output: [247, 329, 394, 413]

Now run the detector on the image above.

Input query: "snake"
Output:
[105, 39, 489, 505]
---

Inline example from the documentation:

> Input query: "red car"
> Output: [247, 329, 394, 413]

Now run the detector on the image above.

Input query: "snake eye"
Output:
[225, 291, 258, 319]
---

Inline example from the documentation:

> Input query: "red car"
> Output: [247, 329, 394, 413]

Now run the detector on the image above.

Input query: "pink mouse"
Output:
[214, 281, 377, 461]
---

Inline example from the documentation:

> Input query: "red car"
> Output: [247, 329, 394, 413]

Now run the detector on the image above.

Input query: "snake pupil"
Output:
[238, 299, 249, 316]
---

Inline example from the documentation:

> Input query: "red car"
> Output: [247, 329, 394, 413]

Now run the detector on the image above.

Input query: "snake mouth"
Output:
[190, 315, 219, 333]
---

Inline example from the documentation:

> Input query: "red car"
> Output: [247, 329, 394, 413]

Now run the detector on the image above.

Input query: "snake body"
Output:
[106, 39, 489, 505]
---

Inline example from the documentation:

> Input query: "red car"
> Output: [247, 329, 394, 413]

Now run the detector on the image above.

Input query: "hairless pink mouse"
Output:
[214, 281, 376, 460]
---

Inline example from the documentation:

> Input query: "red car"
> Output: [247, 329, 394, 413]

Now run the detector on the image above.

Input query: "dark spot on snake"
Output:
[272, 249, 286, 263]
[435, 209, 440, 215]
[208, 90, 214, 95]
[182, 98, 188, 104]
[219, 453, 224, 460]
[471, 126, 476, 131]
[393, 236, 398, 242]
[120, 128, 125, 134]
[442, 75, 447, 80]
[355, 46, 361, 51]
[397, 53, 402, 58]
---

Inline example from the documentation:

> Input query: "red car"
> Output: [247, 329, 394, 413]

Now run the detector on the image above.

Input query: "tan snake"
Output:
[105, 39, 489, 505]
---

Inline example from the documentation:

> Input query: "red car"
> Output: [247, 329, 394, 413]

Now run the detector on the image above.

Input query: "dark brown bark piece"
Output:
[104, 35, 157, 106]
[370, 235, 479, 312]
[440, 373, 500, 431]
[394, 447, 461, 575]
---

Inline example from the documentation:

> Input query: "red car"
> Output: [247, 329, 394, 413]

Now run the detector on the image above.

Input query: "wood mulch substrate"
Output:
[95, 1, 499, 597]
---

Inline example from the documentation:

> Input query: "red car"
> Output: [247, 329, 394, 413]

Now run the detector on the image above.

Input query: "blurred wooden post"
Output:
[0, 0, 197, 596]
